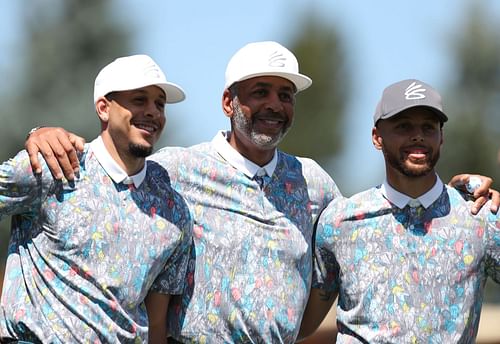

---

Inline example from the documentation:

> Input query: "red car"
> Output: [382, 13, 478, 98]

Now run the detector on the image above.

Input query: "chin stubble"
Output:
[129, 143, 153, 158]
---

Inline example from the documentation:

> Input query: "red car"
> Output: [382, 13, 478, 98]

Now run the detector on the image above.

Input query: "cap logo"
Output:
[268, 51, 287, 67]
[404, 82, 426, 100]
[144, 62, 162, 78]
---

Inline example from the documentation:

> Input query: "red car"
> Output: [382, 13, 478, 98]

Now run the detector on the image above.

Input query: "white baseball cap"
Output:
[224, 41, 312, 92]
[93, 54, 186, 104]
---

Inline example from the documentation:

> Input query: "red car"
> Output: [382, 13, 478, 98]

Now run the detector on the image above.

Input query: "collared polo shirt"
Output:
[0, 137, 193, 343]
[314, 178, 500, 343]
[152, 131, 342, 343]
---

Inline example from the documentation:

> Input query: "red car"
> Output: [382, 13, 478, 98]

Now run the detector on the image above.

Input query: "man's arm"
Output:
[296, 288, 338, 341]
[25, 127, 85, 180]
[144, 291, 170, 344]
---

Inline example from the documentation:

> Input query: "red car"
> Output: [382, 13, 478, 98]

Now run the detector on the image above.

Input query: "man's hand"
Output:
[448, 174, 499, 215]
[25, 127, 85, 180]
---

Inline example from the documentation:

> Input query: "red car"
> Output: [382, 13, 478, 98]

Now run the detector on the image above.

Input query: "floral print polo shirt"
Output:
[0, 137, 192, 343]
[314, 177, 500, 343]
[154, 131, 341, 343]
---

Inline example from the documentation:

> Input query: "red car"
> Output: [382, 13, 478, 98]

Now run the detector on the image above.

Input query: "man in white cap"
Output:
[0, 54, 192, 343]
[158, 41, 343, 343]
[300, 79, 500, 343]
[23, 46, 498, 343]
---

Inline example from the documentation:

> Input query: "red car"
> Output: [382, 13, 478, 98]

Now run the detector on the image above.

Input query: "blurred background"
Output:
[0, 0, 499, 341]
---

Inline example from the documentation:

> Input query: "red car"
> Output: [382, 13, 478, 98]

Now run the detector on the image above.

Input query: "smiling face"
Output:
[223, 76, 296, 165]
[372, 107, 444, 179]
[96, 85, 166, 165]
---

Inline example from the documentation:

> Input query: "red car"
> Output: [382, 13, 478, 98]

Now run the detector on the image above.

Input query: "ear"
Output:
[372, 126, 383, 151]
[95, 97, 110, 123]
[222, 88, 234, 118]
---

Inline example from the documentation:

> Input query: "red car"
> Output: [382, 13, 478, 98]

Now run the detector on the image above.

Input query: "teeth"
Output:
[260, 119, 283, 124]
[135, 124, 155, 132]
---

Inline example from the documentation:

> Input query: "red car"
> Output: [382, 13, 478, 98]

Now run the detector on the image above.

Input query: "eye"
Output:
[422, 123, 438, 133]
[252, 88, 268, 97]
[132, 96, 147, 105]
[156, 100, 166, 112]
[396, 122, 410, 130]
[279, 92, 294, 103]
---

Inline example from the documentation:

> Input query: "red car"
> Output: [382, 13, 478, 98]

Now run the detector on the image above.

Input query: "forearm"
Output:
[145, 291, 170, 344]
[297, 288, 337, 341]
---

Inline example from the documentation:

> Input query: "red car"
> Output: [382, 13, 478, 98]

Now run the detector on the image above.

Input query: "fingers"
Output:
[489, 189, 499, 214]
[448, 174, 498, 215]
[447, 174, 469, 188]
[470, 196, 486, 215]
[69, 133, 86, 152]
[25, 139, 43, 175]
[472, 175, 492, 196]
[25, 127, 81, 180]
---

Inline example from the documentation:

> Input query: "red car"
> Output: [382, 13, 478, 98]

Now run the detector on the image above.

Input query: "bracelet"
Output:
[26, 126, 45, 140]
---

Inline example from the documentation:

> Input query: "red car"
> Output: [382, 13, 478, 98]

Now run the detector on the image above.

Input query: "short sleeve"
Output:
[0, 150, 53, 220]
[312, 200, 342, 293]
[149, 210, 193, 295]
[485, 211, 500, 283]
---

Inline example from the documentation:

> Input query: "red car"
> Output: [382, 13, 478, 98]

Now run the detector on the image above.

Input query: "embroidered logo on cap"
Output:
[143, 61, 162, 78]
[405, 82, 426, 100]
[268, 51, 286, 67]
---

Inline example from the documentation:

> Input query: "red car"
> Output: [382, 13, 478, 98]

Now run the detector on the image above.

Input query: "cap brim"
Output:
[381, 105, 448, 123]
[95, 82, 186, 104]
[228, 72, 312, 92]
[160, 82, 186, 103]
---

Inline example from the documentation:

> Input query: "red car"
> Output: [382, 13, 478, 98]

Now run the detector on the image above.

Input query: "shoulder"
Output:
[144, 160, 191, 209]
[278, 152, 330, 181]
[279, 152, 342, 197]
[1, 149, 52, 185]
[150, 146, 187, 165]
[320, 187, 382, 221]
[150, 142, 213, 167]
[442, 184, 483, 214]
[279, 152, 322, 169]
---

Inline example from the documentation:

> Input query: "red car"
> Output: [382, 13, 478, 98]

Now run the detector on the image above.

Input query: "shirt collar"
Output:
[211, 130, 277, 178]
[89, 136, 147, 188]
[381, 174, 444, 209]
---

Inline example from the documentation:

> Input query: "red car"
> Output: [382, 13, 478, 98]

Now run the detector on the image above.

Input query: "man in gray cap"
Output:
[0, 54, 192, 343]
[300, 79, 500, 343]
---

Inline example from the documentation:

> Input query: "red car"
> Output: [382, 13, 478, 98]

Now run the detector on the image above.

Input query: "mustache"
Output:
[252, 111, 288, 122]
[402, 145, 431, 153]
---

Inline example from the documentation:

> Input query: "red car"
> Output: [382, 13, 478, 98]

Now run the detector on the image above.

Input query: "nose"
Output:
[410, 127, 424, 142]
[265, 92, 284, 113]
[145, 100, 163, 118]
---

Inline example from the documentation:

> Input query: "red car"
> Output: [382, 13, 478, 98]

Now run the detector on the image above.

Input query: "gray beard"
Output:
[231, 98, 291, 149]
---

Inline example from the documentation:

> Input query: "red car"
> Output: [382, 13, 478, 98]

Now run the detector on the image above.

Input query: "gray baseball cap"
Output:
[373, 79, 448, 125]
